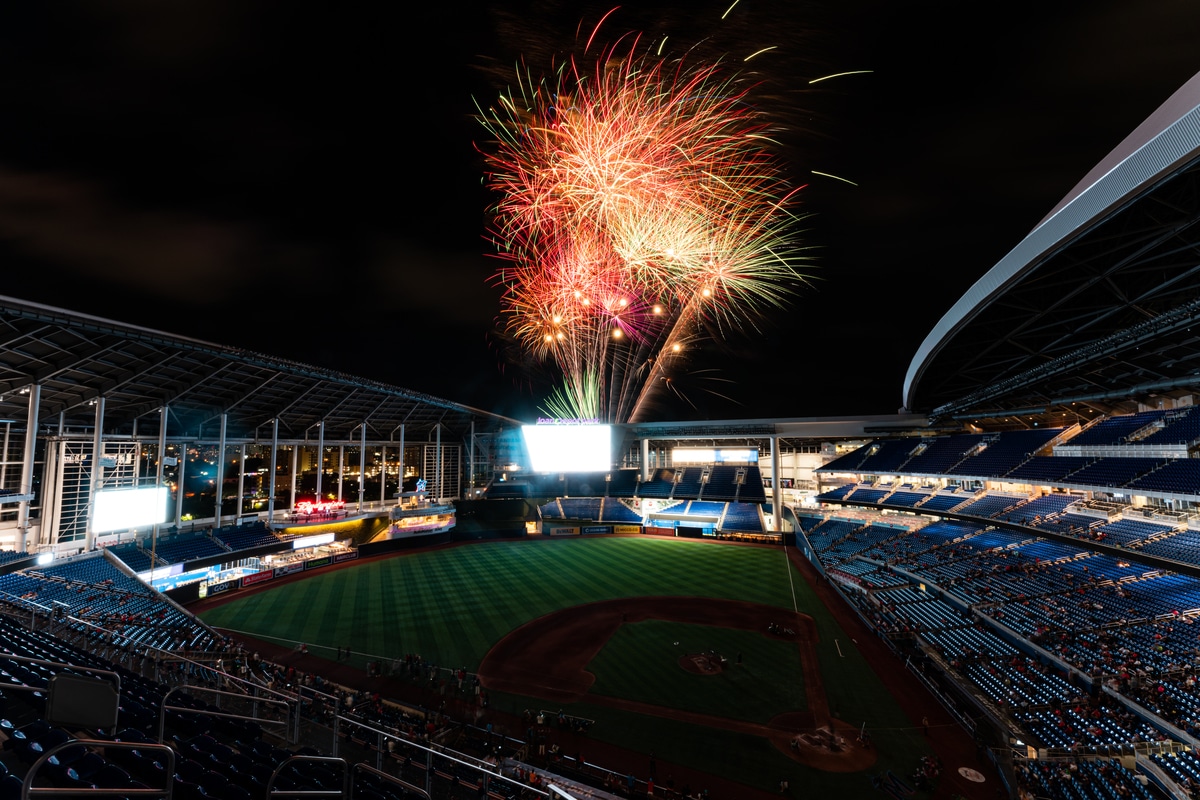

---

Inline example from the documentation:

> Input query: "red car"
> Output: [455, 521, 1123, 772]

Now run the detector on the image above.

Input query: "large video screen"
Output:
[521, 424, 612, 473]
[93, 486, 169, 533]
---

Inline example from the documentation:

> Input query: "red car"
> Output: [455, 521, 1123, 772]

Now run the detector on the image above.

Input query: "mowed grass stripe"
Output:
[196, 538, 929, 796]
[199, 538, 800, 670]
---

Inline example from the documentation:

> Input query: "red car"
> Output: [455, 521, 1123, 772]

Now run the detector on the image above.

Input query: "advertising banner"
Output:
[275, 562, 305, 577]
[582, 525, 611, 535]
[334, 551, 359, 563]
[305, 556, 332, 570]
[613, 525, 642, 535]
[547, 526, 580, 536]
[206, 580, 233, 596]
[241, 570, 276, 588]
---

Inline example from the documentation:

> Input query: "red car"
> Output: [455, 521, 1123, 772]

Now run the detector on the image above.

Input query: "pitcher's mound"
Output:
[678, 652, 724, 675]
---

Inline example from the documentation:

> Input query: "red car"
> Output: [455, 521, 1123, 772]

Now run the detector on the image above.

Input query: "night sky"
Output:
[1, 1, 1198, 423]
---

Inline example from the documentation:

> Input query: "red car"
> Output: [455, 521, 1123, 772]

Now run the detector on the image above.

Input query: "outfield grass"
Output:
[198, 537, 932, 795]
[199, 537, 798, 668]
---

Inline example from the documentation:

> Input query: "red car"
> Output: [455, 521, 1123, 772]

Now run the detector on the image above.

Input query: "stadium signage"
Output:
[241, 570, 276, 587]
[613, 525, 641, 535]
[275, 562, 304, 576]
[547, 526, 580, 536]
[334, 551, 359, 563]
[207, 580, 233, 595]
[305, 556, 332, 570]
[582, 525, 611, 535]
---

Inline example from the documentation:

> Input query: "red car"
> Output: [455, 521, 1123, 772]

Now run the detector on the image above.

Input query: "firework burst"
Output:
[478, 26, 809, 423]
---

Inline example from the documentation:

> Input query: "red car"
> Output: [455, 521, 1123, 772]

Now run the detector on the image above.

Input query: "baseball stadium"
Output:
[1, 57, 1200, 800]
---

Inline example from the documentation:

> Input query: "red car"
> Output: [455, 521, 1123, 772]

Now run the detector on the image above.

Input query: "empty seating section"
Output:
[1060, 457, 1163, 488]
[954, 493, 1025, 518]
[599, 499, 643, 523]
[701, 466, 739, 501]
[1029, 512, 1101, 536]
[853, 439, 919, 473]
[1092, 517, 1175, 546]
[739, 466, 767, 502]
[148, 533, 226, 566]
[684, 500, 724, 517]
[947, 428, 1062, 477]
[1002, 455, 1094, 483]
[1068, 409, 1168, 446]
[1140, 405, 1200, 445]
[1128, 458, 1200, 495]
[882, 490, 928, 507]
[0, 550, 31, 568]
[801, 519, 864, 552]
[921, 626, 1018, 659]
[845, 487, 888, 504]
[966, 658, 1076, 707]
[721, 503, 762, 532]
[819, 523, 908, 564]
[607, 470, 640, 497]
[1010, 539, 1089, 563]
[878, 595, 969, 632]
[1140, 528, 1200, 562]
[816, 484, 855, 501]
[554, 498, 602, 520]
[918, 493, 969, 512]
[900, 434, 987, 475]
[996, 494, 1078, 524]
[212, 522, 279, 552]
[672, 468, 704, 499]
[862, 520, 982, 565]
[105, 542, 158, 572]
[637, 469, 676, 498]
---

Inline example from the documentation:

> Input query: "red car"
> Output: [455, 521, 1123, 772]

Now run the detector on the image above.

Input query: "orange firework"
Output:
[478, 28, 808, 422]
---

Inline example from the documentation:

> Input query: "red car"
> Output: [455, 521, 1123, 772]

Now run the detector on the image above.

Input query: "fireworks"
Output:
[478, 29, 808, 423]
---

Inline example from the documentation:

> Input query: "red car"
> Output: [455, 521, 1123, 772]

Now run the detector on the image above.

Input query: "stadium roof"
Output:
[0, 295, 518, 443]
[904, 71, 1200, 427]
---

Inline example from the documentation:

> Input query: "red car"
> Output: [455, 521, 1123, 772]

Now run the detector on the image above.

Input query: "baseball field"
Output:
[197, 536, 933, 795]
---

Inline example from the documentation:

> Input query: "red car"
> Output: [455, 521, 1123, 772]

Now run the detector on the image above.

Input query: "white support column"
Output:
[289, 445, 298, 511]
[771, 435, 782, 533]
[358, 423, 366, 513]
[236, 444, 246, 521]
[84, 395, 105, 553]
[468, 421, 475, 492]
[152, 405, 167, 546]
[379, 445, 388, 505]
[315, 420, 325, 502]
[16, 384, 41, 552]
[435, 424, 442, 501]
[641, 438, 651, 481]
[174, 444, 186, 527]
[337, 444, 344, 502]
[213, 413, 227, 528]
[267, 419, 279, 524]
[1, 422, 9, 489]
[397, 425, 405, 495]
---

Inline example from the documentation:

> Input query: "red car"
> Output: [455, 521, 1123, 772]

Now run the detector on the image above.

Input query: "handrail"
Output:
[157, 684, 289, 744]
[22, 738, 176, 800]
[266, 754, 347, 799]
[350, 763, 430, 800]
